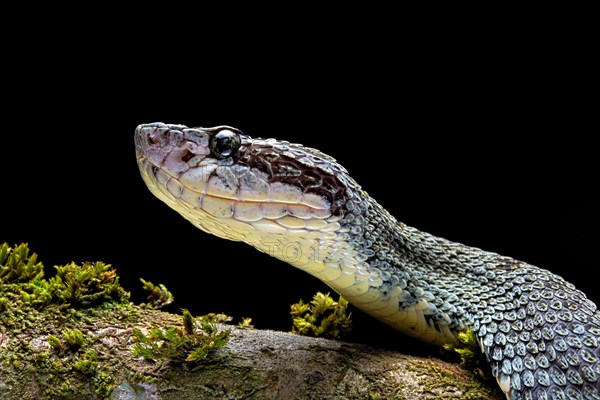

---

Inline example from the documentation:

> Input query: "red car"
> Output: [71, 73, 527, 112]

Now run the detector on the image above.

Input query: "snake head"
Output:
[135, 122, 355, 243]
[135, 122, 243, 174]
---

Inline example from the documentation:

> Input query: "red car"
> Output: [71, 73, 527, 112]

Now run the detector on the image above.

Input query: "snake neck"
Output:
[321, 190, 498, 345]
[252, 176, 501, 345]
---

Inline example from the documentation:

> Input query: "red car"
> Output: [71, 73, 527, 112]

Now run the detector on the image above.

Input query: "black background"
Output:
[1, 27, 596, 352]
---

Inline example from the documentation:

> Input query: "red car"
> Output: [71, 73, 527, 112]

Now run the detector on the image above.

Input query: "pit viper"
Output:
[135, 122, 599, 400]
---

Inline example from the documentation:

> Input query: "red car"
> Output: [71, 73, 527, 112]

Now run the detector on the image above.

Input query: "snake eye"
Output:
[210, 129, 241, 159]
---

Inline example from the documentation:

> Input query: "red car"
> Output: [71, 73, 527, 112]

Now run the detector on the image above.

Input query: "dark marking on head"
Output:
[236, 143, 350, 216]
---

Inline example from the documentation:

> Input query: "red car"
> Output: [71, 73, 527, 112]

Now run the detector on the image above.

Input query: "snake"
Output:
[135, 122, 599, 400]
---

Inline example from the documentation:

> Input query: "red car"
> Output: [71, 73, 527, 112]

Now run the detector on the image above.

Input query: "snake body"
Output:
[135, 122, 599, 400]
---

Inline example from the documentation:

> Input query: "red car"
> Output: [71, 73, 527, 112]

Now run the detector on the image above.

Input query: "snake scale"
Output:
[135, 122, 599, 400]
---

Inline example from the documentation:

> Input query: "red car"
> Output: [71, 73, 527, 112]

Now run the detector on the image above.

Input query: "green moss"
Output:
[33, 351, 51, 368]
[1, 244, 129, 324]
[182, 307, 195, 334]
[48, 334, 63, 350]
[291, 292, 352, 339]
[443, 329, 493, 383]
[187, 311, 252, 329]
[92, 371, 114, 397]
[74, 352, 97, 374]
[196, 312, 233, 324]
[50, 261, 130, 307]
[132, 308, 230, 364]
[238, 317, 253, 329]
[404, 358, 501, 400]
[139, 277, 174, 309]
[0, 243, 53, 310]
[62, 328, 86, 350]
[0, 243, 137, 398]
[443, 329, 477, 366]
[0, 242, 44, 283]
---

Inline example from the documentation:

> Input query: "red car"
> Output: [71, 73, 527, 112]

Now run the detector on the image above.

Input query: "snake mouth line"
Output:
[139, 156, 339, 232]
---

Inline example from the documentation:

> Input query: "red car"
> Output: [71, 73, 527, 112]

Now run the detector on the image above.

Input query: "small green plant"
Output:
[444, 329, 492, 382]
[1, 243, 132, 313]
[132, 309, 230, 364]
[48, 334, 64, 351]
[0, 243, 44, 283]
[50, 261, 130, 307]
[238, 317, 253, 329]
[182, 307, 195, 334]
[194, 312, 253, 329]
[74, 350, 98, 374]
[18, 277, 53, 306]
[62, 328, 86, 349]
[91, 371, 114, 397]
[291, 292, 352, 339]
[445, 330, 478, 364]
[48, 328, 87, 352]
[196, 312, 233, 324]
[139, 278, 174, 309]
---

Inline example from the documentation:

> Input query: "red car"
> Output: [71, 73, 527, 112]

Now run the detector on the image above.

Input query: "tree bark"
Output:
[0, 306, 504, 400]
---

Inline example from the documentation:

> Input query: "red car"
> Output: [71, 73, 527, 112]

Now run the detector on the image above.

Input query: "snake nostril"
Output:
[147, 134, 158, 145]
[181, 149, 194, 163]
